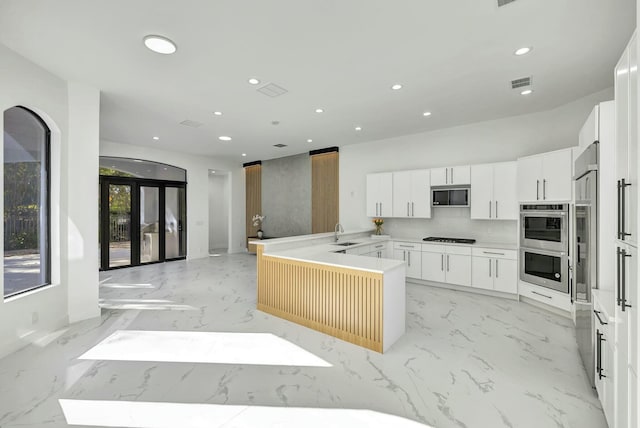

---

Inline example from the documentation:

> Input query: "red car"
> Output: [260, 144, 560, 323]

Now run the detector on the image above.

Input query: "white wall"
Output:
[208, 172, 229, 251]
[100, 140, 246, 257]
[340, 88, 614, 241]
[0, 43, 100, 358]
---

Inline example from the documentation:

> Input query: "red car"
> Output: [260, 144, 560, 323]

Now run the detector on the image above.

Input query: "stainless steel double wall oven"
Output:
[519, 204, 570, 293]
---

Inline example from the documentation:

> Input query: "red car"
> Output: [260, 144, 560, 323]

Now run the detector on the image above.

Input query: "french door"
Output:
[99, 177, 186, 270]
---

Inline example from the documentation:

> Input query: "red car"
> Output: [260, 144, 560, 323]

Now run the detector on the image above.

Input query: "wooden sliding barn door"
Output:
[311, 150, 339, 233]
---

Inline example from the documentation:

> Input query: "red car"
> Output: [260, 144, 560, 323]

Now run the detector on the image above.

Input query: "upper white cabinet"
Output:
[431, 166, 470, 186]
[615, 32, 638, 246]
[392, 170, 431, 218]
[366, 173, 393, 217]
[470, 162, 517, 220]
[517, 148, 573, 202]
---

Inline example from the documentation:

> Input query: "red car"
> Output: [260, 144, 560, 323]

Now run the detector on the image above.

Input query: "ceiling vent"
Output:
[497, 0, 516, 7]
[179, 119, 203, 128]
[273, 144, 288, 148]
[511, 76, 532, 89]
[258, 83, 288, 98]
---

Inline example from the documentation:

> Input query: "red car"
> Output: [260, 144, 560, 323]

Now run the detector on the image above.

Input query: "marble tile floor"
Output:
[0, 253, 606, 428]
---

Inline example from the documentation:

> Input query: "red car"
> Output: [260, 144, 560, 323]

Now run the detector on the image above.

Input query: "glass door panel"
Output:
[165, 186, 186, 259]
[140, 186, 160, 263]
[108, 183, 132, 268]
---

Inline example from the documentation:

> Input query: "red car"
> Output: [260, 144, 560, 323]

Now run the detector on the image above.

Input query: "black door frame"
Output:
[99, 175, 187, 271]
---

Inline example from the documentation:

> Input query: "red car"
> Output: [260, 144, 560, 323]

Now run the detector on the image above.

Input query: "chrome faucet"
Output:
[334, 223, 344, 242]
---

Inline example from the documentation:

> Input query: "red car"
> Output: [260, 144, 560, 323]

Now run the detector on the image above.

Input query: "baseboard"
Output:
[406, 278, 519, 301]
[519, 296, 572, 318]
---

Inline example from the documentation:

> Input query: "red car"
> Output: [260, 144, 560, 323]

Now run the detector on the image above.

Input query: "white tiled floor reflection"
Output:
[0, 253, 606, 428]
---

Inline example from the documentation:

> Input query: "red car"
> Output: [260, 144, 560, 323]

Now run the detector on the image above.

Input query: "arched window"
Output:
[3, 106, 50, 297]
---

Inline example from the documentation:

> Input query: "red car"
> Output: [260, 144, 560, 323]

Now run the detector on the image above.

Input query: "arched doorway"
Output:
[99, 156, 187, 270]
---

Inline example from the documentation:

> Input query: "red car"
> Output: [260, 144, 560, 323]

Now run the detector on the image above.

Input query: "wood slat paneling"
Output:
[311, 152, 339, 233]
[245, 165, 262, 243]
[256, 247, 384, 352]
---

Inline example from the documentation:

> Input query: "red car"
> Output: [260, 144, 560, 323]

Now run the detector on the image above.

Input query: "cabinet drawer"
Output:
[472, 247, 517, 260]
[519, 281, 571, 312]
[394, 241, 421, 251]
[421, 243, 446, 253]
[445, 245, 471, 256]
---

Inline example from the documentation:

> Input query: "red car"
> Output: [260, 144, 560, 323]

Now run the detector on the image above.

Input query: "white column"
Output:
[66, 82, 100, 323]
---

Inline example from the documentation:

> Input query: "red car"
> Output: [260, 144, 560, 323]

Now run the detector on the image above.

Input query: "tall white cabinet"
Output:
[470, 161, 518, 220]
[366, 173, 393, 217]
[614, 30, 639, 428]
[392, 170, 431, 218]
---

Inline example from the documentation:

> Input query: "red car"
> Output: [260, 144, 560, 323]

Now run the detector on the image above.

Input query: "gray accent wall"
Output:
[261, 153, 311, 237]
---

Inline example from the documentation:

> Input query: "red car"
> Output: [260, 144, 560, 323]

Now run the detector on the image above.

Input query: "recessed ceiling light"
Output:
[213, 111, 223, 116]
[521, 89, 533, 95]
[423, 111, 432, 117]
[143, 35, 177, 55]
[152, 136, 159, 140]
[248, 78, 260, 85]
[219, 136, 232, 141]
[391, 84, 403, 90]
[355, 126, 362, 131]
[307, 139, 313, 143]
[315, 108, 324, 113]
[514, 47, 532, 56]
[211, 170, 216, 174]
[242, 153, 247, 157]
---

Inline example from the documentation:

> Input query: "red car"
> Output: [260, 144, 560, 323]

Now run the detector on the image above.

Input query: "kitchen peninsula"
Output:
[254, 231, 405, 353]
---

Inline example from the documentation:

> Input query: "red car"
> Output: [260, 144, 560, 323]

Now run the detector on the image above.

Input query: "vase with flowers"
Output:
[252, 214, 266, 238]
[372, 218, 384, 235]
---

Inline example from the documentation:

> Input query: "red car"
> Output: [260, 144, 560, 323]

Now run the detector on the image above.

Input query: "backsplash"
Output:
[383, 207, 517, 244]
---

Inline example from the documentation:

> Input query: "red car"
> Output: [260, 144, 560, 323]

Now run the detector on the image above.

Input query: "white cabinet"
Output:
[593, 296, 615, 427]
[470, 162, 517, 220]
[471, 247, 518, 294]
[368, 241, 389, 259]
[431, 165, 470, 186]
[421, 244, 471, 287]
[616, 33, 638, 246]
[393, 241, 421, 279]
[366, 173, 393, 217]
[392, 170, 431, 218]
[517, 149, 573, 202]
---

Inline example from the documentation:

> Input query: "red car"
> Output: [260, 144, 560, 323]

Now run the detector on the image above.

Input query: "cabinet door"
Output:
[421, 251, 446, 283]
[542, 149, 572, 202]
[616, 243, 635, 428]
[627, 34, 638, 245]
[603, 336, 615, 426]
[371, 242, 388, 258]
[616, 44, 630, 189]
[471, 256, 493, 290]
[492, 258, 518, 294]
[406, 249, 422, 279]
[431, 167, 448, 186]
[493, 161, 518, 220]
[470, 164, 493, 220]
[392, 171, 412, 218]
[366, 174, 379, 217]
[445, 254, 471, 287]
[410, 169, 431, 218]
[378, 173, 393, 217]
[517, 156, 542, 202]
[450, 165, 471, 185]
[628, 368, 638, 428]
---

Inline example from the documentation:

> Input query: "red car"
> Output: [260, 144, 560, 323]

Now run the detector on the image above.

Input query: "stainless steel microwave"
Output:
[432, 188, 469, 207]
[520, 204, 569, 252]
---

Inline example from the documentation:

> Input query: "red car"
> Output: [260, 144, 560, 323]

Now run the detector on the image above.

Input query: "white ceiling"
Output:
[0, 0, 635, 163]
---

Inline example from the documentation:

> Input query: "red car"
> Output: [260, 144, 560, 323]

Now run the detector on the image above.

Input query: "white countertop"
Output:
[378, 236, 517, 251]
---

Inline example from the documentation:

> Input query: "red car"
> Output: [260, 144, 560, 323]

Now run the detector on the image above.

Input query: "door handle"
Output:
[412, 202, 414, 216]
[617, 247, 622, 306]
[622, 248, 632, 311]
[441, 254, 444, 271]
[407, 202, 410, 217]
[621, 179, 631, 239]
[447, 254, 450, 271]
[617, 180, 622, 239]
[445, 168, 448, 184]
[495, 259, 499, 277]
[403, 250, 406, 262]
[451, 168, 454, 184]
[495, 201, 498, 218]
[489, 201, 492, 218]
[536, 180, 540, 200]
[543, 179, 547, 200]
[593, 310, 608, 325]
[596, 329, 605, 379]
[489, 258, 492, 277]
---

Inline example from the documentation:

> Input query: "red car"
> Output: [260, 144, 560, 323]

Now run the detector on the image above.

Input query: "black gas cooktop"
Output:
[423, 237, 476, 244]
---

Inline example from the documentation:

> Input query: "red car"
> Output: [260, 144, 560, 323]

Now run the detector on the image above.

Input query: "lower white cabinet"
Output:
[393, 241, 421, 279]
[365, 242, 390, 259]
[421, 244, 471, 287]
[593, 309, 615, 427]
[471, 248, 518, 294]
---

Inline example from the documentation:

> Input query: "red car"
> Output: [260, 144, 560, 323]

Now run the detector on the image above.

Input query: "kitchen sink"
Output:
[333, 241, 359, 246]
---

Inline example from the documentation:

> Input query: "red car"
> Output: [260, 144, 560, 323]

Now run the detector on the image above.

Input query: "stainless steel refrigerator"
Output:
[573, 142, 598, 386]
